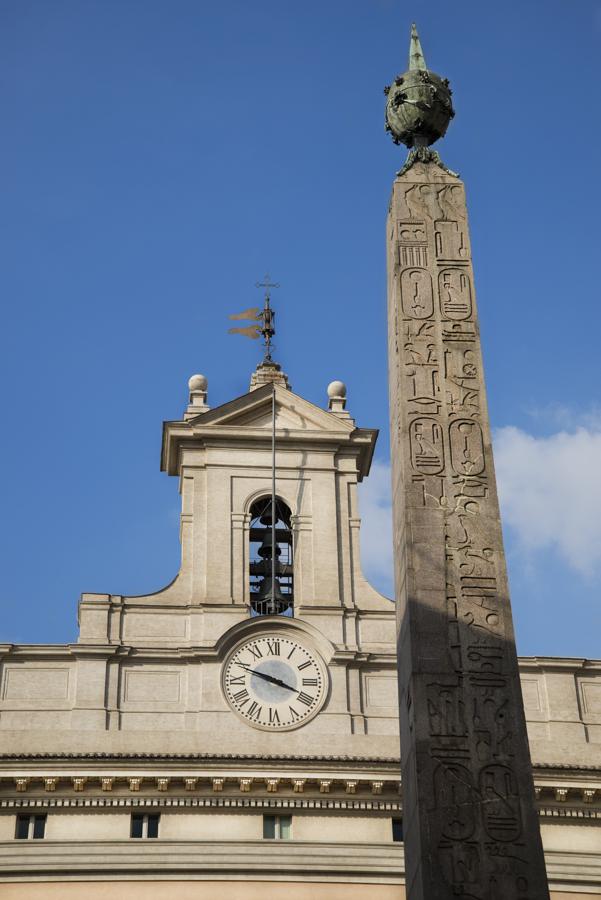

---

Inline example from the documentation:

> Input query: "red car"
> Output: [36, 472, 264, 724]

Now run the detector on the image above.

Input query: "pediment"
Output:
[189, 383, 355, 435]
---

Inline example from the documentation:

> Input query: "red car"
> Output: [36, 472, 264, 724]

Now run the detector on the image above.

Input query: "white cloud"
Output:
[494, 425, 601, 577]
[358, 459, 393, 594]
[359, 422, 601, 588]
[525, 403, 601, 432]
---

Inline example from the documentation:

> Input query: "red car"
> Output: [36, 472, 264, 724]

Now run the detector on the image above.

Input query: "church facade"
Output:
[0, 361, 600, 898]
[1, 20, 601, 900]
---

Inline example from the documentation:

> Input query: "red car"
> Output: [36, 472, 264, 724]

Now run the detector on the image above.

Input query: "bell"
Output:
[255, 575, 287, 604]
[257, 529, 281, 559]
[260, 510, 275, 527]
[252, 575, 289, 615]
[259, 500, 282, 527]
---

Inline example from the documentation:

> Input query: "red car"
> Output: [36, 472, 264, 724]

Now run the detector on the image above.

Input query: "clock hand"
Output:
[237, 663, 297, 692]
[251, 670, 297, 691]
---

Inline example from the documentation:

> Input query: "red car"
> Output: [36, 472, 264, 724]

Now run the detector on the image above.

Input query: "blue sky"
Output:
[1, 0, 600, 657]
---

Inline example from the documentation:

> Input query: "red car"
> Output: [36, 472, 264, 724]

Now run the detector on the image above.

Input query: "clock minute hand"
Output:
[239, 664, 297, 693]
[251, 669, 297, 692]
[253, 670, 297, 691]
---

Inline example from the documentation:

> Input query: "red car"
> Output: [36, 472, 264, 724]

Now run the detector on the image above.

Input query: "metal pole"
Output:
[271, 383, 276, 612]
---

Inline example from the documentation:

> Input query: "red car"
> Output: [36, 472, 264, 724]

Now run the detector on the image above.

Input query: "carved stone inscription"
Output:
[435, 222, 468, 260]
[449, 420, 485, 475]
[398, 222, 428, 267]
[439, 269, 472, 319]
[401, 268, 434, 318]
[410, 419, 444, 474]
[445, 343, 481, 420]
[388, 171, 549, 900]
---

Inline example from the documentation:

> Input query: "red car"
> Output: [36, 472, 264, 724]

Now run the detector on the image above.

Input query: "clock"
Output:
[222, 634, 328, 730]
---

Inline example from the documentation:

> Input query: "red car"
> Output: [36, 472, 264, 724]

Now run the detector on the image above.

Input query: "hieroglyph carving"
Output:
[401, 268, 434, 318]
[449, 420, 485, 476]
[439, 269, 472, 319]
[398, 222, 428, 267]
[401, 184, 467, 225]
[435, 222, 468, 260]
[410, 419, 444, 474]
[389, 171, 548, 899]
[445, 344, 480, 419]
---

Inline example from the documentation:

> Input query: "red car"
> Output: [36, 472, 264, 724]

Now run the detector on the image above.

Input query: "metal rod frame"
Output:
[271, 384, 276, 612]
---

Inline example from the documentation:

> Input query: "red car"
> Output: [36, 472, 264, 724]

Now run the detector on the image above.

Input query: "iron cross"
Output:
[255, 274, 280, 300]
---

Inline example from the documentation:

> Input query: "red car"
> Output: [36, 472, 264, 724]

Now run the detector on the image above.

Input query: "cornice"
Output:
[1, 758, 600, 812]
[332, 650, 395, 665]
[160, 382, 378, 478]
[539, 806, 601, 820]
[1, 753, 600, 772]
[518, 656, 601, 671]
[0, 795, 402, 812]
[0, 752, 400, 764]
[0, 643, 398, 664]
[2, 643, 598, 671]
[0, 840, 599, 890]
[535, 762, 601, 772]
[2, 791, 600, 823]
[0, 837, 405, 883]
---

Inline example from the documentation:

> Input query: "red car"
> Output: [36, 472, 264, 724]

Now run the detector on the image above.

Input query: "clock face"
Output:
[223, 634, 327, 730]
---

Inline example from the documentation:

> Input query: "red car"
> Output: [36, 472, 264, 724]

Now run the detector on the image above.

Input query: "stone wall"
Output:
[0, 648, 600, 758]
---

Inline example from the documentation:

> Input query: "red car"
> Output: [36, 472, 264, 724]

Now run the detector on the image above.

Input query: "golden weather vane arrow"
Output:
[228, 274, 280, 362]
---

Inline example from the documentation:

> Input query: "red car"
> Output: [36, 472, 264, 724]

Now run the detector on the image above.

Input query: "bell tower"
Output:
[78, 354, 393, 662]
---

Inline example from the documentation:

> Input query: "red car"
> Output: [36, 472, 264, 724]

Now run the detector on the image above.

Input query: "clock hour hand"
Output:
[237, 663, 297, 692]
[250, 669, 297, 692]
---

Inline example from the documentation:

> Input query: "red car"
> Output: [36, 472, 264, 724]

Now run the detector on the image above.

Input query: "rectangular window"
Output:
[15, 814, 46, 840]
[15, 816, 29, 840]
[130, 813, 160, 838]
[146, 813, 159, 838]
[32, 815, 46, 839]
[392, 818, 403, 842]
[131, 813, 143, 838]
[263, 814, 292, 840]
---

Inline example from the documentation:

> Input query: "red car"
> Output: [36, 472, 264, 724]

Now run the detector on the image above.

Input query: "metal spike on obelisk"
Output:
[384, 22, 456, 169]
[408, 22, 427, 71]
[384, 24, 550, 900]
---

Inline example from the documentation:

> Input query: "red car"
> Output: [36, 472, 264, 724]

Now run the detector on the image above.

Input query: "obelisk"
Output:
[385, 26, 550, 900]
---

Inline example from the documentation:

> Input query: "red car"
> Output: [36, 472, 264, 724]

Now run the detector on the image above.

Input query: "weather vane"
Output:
[228, 274, 280, 363]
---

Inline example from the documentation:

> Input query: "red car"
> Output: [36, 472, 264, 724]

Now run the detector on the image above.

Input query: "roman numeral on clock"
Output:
[247, 645, 263, 660]
[268, 708, 280, 725]
[229, 675, 245, 685]
[297, 692, 314, 706]
[265, 641, 280, 656]
[247, 701, 262, 719]
[297, 660, 312, 670]
[302, 678, 318, 686]
[233, 689, 249, 704]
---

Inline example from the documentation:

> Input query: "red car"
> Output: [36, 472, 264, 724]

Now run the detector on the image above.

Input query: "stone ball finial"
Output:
[327, 380, 347, 399]
[188, 374, 208, 392]
[384, 23, 454, 149]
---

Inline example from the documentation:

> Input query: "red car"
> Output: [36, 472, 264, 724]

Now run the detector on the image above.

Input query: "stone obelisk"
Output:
[385, 26, 550, 900]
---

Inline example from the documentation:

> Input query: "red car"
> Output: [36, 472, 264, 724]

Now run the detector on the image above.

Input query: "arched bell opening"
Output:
[248, 496, 293, 617]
